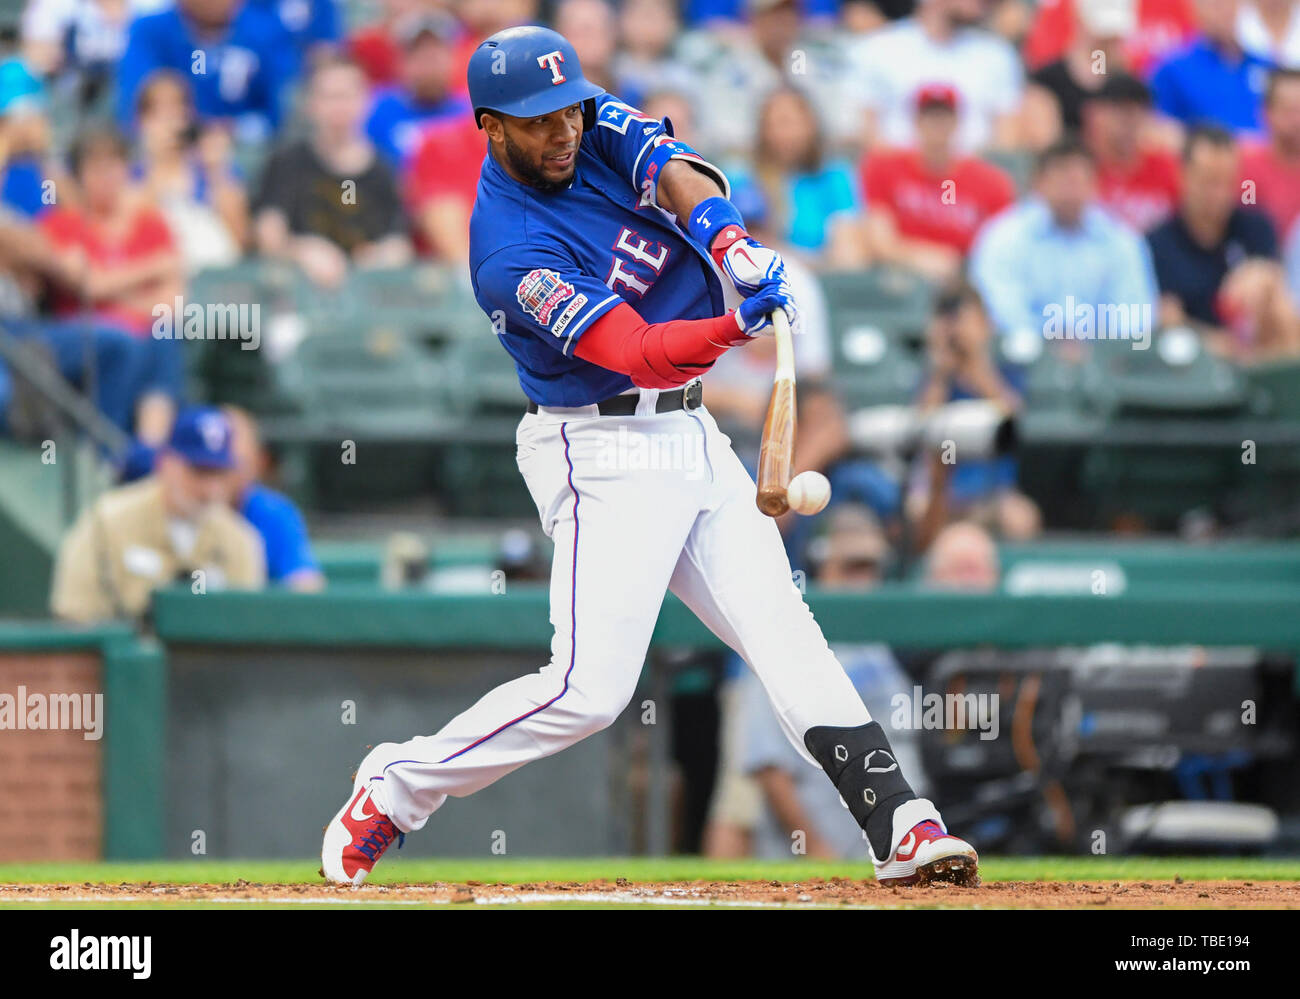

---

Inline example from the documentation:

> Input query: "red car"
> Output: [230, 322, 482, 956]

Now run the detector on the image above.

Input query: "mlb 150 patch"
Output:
[516, 268, 576, 327]
[550, 294, 589, 339]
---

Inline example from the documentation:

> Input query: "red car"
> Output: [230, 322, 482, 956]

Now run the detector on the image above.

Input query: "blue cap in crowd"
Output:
[167, 407, 235, 470]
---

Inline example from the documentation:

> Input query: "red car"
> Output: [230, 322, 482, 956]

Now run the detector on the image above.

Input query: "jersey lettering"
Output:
[614, 229, 669, 273]
[607, 258, 651, 297]
[605, 228, 669, 298]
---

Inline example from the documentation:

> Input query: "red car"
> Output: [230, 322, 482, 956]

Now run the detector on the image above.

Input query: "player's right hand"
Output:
[735, 279, 798, 338]
[717, 235, 789, 297]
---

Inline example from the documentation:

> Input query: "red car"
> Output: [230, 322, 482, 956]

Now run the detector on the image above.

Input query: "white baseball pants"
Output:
[367, 394, 886, 835]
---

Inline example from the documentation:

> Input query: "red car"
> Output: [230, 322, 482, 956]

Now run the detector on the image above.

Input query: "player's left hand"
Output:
[716, 234, 789, 297]
[735, 278, 799, 338]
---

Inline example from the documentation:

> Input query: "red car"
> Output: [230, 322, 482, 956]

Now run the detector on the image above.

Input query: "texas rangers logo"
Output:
[516, 268, 575, 326]
[537, 50, 566, 84]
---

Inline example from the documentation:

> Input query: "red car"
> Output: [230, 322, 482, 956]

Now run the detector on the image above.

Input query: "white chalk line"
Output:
[0, 889, 884, 909]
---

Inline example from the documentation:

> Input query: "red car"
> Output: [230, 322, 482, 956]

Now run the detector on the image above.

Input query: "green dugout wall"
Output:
[2, 573, 1299, 859]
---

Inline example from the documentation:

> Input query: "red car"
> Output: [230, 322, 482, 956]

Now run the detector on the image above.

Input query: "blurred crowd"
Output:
[0, 2, 1297, 414]
[0, 0, 1295, 588]
[0, 0, 1293, 607]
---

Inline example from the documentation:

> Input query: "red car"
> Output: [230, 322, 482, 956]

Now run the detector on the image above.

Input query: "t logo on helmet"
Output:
[537, 50, 567, 84]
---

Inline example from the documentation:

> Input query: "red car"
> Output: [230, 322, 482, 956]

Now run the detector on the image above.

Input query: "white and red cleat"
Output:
[321, 746, 404, 885]
[874, 820, 979, 887]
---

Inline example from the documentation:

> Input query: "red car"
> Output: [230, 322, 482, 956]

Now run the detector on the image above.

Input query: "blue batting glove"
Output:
[735, 279, 798, 338]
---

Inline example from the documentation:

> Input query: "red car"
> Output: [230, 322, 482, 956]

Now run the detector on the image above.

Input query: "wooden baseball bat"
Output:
[756, 310, 795, 517]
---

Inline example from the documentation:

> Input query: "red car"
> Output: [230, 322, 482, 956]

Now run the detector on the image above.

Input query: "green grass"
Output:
[3, 856, 1300, 886]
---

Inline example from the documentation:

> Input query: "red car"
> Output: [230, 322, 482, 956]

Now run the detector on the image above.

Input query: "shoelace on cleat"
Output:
[356, 818, 404, 861]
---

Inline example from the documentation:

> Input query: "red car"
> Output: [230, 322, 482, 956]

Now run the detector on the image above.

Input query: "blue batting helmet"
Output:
[467, 26, 605, 130]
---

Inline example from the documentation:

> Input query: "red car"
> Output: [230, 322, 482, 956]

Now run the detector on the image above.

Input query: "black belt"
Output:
[526, 380, 703, 416]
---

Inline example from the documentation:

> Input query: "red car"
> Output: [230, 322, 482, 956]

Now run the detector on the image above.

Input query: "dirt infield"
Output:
[3, 877, 1298, 908]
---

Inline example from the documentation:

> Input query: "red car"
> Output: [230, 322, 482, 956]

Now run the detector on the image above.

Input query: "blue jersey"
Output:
[1, 158, 48, 218]
[366, 89, 471, 166]
[117, 5, 297, 138]
[1150, 39, 1273, 136]
[240, 482, 320, 583]
[469, 94, 730, 407]
[249, 0, 341, 53]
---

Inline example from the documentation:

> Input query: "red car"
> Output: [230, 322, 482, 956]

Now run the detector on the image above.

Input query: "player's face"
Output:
[491, 104, 584, 192]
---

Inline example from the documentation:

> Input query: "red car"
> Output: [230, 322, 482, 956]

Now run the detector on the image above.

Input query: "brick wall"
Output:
[0, 653, 103, 861]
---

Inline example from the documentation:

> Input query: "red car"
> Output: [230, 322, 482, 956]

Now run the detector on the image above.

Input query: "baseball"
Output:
[786, 471, 831, 516]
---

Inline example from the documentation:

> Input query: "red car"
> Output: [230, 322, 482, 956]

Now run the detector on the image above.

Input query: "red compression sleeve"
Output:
[573, 302, 746, 389]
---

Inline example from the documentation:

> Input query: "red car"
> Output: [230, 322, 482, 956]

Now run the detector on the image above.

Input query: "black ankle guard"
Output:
[804, 721, 916, 860]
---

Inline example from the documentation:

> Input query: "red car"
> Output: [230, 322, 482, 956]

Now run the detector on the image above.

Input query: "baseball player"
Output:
[323, 25, 978, 887]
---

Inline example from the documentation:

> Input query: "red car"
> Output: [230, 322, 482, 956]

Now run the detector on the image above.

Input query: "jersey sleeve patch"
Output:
[477, 247, 623, 358]
[515, 268, 577, 327]
[595, 99, 660, 136]
[550, 293, 589, 338]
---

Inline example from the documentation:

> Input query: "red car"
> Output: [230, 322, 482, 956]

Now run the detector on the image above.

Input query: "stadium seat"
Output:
[186, 262, 295, 412]
[827, 314, 920, 400]
[1079, 331, 1248, 417]
[335, 266, 470, 344]
[187, 260, 285, 313]
[820, 268, 936, 347]
[270, 324, 460, 498]
[445, 322, 530, 416]
[1243, 356, 1300, 420]
[287, 266, 446, 341]
[994, 336, 1086, 413]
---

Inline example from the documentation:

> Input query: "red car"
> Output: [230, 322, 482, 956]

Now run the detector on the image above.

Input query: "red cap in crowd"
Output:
[915, 83, 958, 113]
